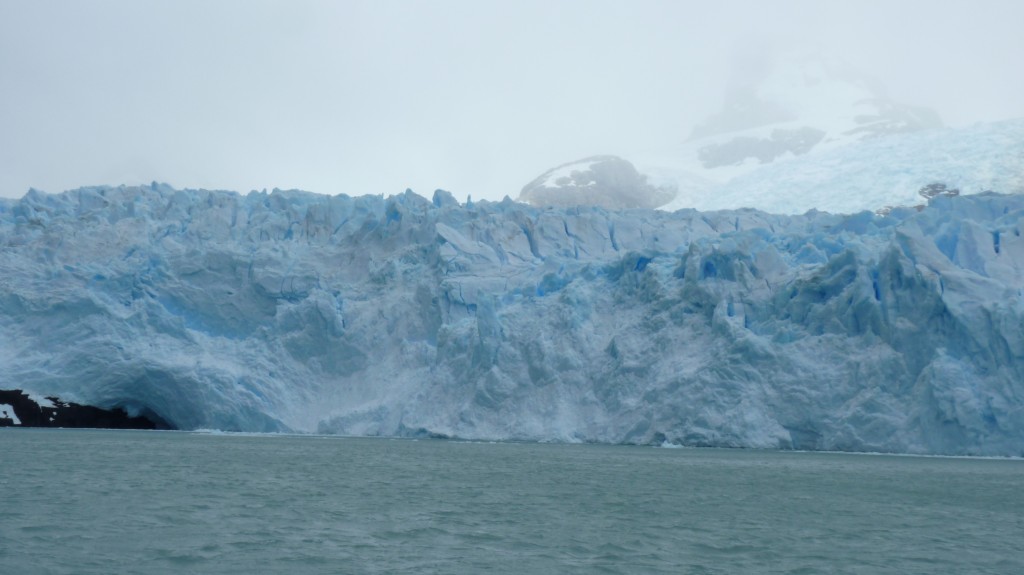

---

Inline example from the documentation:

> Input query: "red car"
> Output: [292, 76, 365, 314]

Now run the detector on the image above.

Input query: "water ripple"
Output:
[1, 429, 1022, 574]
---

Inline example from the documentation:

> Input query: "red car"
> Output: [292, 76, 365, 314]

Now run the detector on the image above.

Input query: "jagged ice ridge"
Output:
[1, 185, 1022, 455]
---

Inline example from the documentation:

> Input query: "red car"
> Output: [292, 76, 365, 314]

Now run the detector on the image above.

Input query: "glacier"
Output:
[1, 185, 1023, 455]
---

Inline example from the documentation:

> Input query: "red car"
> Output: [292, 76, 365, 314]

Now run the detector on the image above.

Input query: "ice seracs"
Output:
[1, 185, 1022, 455]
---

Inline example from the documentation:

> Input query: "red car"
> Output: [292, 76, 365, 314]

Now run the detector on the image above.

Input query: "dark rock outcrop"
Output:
[697, 126, 826, 168]
[876, 182, 963, 216]
[0, 389, 172, 429]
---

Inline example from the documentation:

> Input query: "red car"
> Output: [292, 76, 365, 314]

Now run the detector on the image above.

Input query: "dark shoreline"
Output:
[0, 389, 172, 430]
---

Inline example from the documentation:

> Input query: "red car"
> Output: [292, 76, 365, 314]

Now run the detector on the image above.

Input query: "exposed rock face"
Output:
[697, 127, 826, 168]
[876, 182, 963, 216]
[0, 389, 171, 429]
[918, 182, 960, 201]
[519, 155, 676, 210]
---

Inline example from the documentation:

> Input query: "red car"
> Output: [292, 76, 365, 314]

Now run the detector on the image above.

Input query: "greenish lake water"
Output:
[1, 429, 1021, 574]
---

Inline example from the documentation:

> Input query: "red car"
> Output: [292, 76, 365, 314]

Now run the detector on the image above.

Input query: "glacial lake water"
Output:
[1, 429, 1022, 574]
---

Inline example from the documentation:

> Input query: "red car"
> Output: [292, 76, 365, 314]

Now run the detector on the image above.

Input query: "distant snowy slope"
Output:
[627, 51, 1022, 214]
[1, 186, 1022, 454]
[688, 52, 941, 152]
[651, 118, 1024, 214]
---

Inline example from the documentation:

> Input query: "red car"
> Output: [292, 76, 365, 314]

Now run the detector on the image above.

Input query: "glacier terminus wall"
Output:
[1, 185, 1022, 455]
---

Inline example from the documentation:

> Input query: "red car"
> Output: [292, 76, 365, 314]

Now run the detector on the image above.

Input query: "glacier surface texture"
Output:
[1, 186, 1022, 455]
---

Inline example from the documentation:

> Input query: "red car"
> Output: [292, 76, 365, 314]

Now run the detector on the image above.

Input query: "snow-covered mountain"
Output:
[688, 52, 942, 157]
[2, 185, 1022, 455]
[634, 52, 1024, 214]
[516, 53, 1022, 215]
[649, 118, 1024, 214]
[519, 155, 676, 210]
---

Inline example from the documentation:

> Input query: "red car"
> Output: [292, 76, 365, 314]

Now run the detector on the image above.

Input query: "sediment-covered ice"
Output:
[1, 185, 1022, 455]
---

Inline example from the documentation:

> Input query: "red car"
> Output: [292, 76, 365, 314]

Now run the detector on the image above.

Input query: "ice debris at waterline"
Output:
[1, 186, 1022, 455]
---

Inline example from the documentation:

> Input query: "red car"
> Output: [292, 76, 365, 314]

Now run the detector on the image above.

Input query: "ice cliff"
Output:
[1, 185, 1022, 455]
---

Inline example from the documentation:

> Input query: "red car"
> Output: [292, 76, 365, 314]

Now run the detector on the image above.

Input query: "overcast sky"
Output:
[1, 0, 1022, 201]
